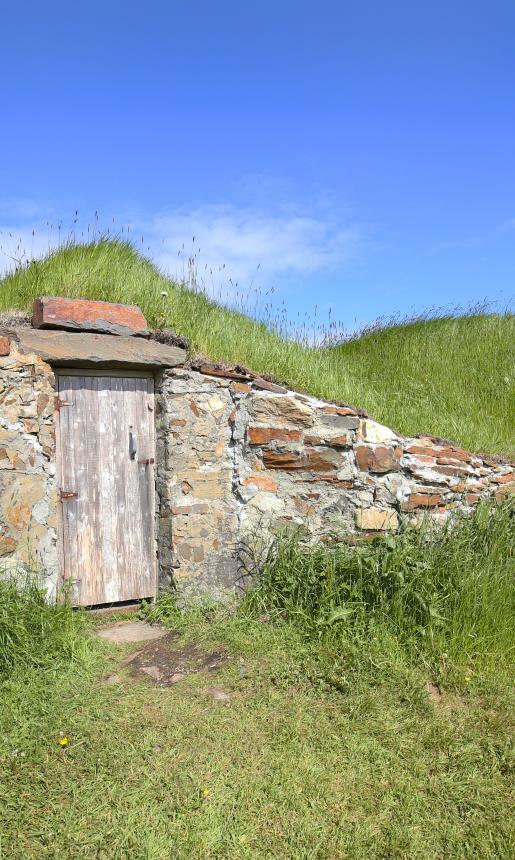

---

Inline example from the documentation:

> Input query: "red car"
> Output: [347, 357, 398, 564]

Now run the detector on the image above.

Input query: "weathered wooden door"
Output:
[56, 372, 156, 606]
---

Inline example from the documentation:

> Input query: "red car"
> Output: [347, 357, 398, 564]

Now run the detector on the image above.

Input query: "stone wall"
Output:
[156, 365, 514, 597]
[0, 336, 58, 596]
[1, 320, 513, 603]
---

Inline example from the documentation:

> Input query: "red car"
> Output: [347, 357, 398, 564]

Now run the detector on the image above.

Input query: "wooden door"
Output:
[56, 372, 156, 606]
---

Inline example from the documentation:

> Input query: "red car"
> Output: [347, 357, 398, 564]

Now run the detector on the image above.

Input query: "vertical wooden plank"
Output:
[76, 376, 97, 605]
[83, 377, 101, 603]
[110, 377, 128, 600]
[134, 376, 155, 599]
[57, 376, 72, 592]
[97, 376, 117, 602]
[74, 377, 95, 603]
[61, 377, 81, 602]
[54, 376, 66, 599]
[146, 376, 157, 598]
[123, 377, 139, 601]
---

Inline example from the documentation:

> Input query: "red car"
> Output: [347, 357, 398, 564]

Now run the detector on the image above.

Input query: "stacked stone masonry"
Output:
[1, 328, 513, 600]
[0, 337, 57, 595]
[156, 366, 514, 597]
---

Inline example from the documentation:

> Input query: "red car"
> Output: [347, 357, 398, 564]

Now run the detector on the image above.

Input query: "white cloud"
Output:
[135, 204, 361, 292]
[0, 201, 362, 301]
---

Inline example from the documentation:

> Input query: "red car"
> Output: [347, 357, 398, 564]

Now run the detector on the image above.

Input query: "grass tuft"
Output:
[244, 499, 515, 679]
[0, 238, 513, 455]
[0, 574, 88, 676]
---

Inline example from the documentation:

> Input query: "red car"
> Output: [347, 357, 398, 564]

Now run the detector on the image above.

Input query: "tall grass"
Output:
[0, 574, 87, 676]
[0, 237, 513, 455]
[245, 500, 515, 673]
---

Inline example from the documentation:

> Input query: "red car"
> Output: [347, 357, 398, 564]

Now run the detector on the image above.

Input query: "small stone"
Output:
[95, 621, 167, 643]
[491, 471, 515, 484]
[426, 681, 441, 700]
[433, 464, 472, 477]
[249, 492, 285, 515]
[304, 433, 351, 448]
[319, 405, 357, 416]
[251, 377, 288, 393]
[465, 493, 481, 505]
[262, 447, 340, 472]
[194, 364, 250, 381]
[406, 443, 473, 463]
[0, 336, 11, 356]
[103, 672, 123, 685]
[495, 483, 515, 502]
[356, 445, 402, 473]
[248, 426, 301, 445]
[22, 418, 39, 434]
[317, 413, 360, 430]
[249, 394, 314, 426]
[140, 665, 163, 680]
[0, 535, 16, 556]
[242, 474, 279, 491]
[204, 686, 235, 701]
[355, 508, 399, 531]
[401, 493, 443, 511]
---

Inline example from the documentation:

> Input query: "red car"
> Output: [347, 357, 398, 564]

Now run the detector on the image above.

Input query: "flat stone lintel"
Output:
[2, 328, 186, 369]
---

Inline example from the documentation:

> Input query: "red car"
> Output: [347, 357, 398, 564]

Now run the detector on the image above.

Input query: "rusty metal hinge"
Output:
[138, 457, 155, 465]
[55, 396, 70, 412]
[58, 490, 78, 501]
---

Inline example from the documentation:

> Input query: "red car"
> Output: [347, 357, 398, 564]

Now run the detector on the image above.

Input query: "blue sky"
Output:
[1, 1, 514, 330]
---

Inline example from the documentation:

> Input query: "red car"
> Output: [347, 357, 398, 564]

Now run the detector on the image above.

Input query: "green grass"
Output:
[0, 574, 88, 676]
[1, 506, 514, 858]
[0, 238, 513, 456]
[1, 615, 514, 859]
[245, 499, 515, 677]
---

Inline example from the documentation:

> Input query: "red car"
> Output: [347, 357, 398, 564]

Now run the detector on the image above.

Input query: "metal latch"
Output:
[138, 457, 155, 465]
[58, 490, 78, 501]
[54, 396, 70, 412]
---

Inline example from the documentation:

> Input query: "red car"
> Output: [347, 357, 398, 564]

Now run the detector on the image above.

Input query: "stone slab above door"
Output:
[0, 328, 186, 369]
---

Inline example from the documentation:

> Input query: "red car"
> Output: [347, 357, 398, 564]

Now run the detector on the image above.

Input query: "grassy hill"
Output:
[0, 239, 513, 457]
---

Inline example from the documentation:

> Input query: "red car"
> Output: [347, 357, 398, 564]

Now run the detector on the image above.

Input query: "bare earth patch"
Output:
[121, 632, 230, 687]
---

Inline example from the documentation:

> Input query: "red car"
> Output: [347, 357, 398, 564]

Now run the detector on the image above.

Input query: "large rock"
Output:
[248, 393, 314, 426]
[356, 445, 402, 473]
[359, 419, 398, 444]
[32, 297, 149, 337]
[5, 328, 186, 369]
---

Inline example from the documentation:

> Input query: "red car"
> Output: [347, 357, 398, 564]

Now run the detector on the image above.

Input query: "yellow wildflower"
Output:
[58, 736, 68, 746]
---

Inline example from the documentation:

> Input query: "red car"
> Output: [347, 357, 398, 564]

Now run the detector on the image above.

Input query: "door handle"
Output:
[129, 431, 137, 459]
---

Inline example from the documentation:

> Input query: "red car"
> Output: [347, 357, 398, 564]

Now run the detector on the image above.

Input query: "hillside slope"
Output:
[0, 239, 513, 456]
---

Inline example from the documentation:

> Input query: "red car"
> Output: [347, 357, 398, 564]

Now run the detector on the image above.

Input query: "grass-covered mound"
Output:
[1, 239, 513, 456]
[1, 501, 514, 858]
